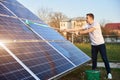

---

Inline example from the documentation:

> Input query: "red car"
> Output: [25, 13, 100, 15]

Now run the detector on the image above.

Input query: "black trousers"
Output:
[91, 44, 111, 74]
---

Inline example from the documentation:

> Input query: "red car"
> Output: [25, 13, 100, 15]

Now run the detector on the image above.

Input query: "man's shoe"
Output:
[108, 73, 112, 79]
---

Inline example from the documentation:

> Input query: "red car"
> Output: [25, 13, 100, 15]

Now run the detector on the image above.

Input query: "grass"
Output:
[75, 43, 120, 62]
[59, 65, 120, 80]
[58, 43, 120, 80]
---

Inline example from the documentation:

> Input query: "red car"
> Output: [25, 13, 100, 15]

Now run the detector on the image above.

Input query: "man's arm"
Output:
[79, 27, 96, 34]
[60, 26, 96, 34]
[61, 27, 84, 32]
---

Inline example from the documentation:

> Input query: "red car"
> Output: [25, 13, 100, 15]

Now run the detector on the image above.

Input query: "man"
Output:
[64, 13, 112, 79]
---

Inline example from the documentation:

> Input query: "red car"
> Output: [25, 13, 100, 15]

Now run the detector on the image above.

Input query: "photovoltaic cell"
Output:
[27, 23, 65, 40]
[0, 16, 74, 79]
[50, 41, 90, 65]
[5, 42, 74, 80]
[0, 16, 41, 41]
[0, 46, 35, 80]
[1, 0, 43, 23]
[0, 4, 13, 16]
[25, 21, 90, 66]
[0, 0, 91, 80]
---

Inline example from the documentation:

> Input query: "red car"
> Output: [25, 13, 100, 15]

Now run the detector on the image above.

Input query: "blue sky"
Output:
[17, 0, 120, 23]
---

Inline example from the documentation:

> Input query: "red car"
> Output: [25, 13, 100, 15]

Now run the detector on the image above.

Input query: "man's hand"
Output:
[75, 31, 80, 35]
[60, 29, 68, 32]
[60, 29, 65, 32]
[60, 29, 75, 32]
[60, 28, 83, 33]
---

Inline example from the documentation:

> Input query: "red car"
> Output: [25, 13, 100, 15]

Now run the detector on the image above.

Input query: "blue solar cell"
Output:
[50, 41, 91, 65]
[0, 16, 42, 41]
[0, 47, 35, 80]
[0, 0, 91, 80]
[0, 16, 74, 79]
[5, 42, 74, 80]
[1, 0, 43, 23]
[27, 23, 66, 40]
[0, 4, 13, 16]
[26, 22, 90, 66]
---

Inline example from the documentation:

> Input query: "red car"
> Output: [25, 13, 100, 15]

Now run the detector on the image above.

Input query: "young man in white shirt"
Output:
[65, 13, 112, 79]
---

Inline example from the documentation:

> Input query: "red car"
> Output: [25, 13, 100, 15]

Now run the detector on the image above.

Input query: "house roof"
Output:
[61, 18, 71, 22]
[60, 17, 86, 22]
[105, 23, 120, 30]
[71, 17, 86, 21]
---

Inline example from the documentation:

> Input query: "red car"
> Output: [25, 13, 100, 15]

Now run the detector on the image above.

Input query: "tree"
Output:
[99, 19, 111, 35]
[38, 8, 52, 23]
[48, 12, 68, 28]
[38, 8, 68, 29]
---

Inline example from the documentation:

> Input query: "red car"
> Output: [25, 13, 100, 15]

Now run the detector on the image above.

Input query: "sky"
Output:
[17, 0, 120, 23]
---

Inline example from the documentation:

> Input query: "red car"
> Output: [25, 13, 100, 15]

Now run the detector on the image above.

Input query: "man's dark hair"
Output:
[86, 13, 94, 20]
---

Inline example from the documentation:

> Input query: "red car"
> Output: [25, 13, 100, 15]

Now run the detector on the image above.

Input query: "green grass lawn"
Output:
[59, 65, 120, 80]
[75, 43, 120, 62]
[58, 43, 120, 80]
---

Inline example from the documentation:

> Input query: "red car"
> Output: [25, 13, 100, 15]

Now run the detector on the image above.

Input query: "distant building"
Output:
[60, 18, 71, 30]
[71, 17, 86, 29]
[60, 17, 86, 30]
[60, 17, 86, 40]
[105, 23, 120, 35]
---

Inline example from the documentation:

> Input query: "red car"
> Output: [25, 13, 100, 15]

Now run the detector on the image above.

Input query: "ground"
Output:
[59, 43, 120, 80]
[59, 65, 120, 80]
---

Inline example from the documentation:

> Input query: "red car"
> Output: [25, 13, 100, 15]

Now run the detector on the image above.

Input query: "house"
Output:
[60, 18, 71, 30]
[60, 17, 86, 40]
[71, 17, 86, 29]
[60, 17, 86, 30]
[105, 23, 120, 35]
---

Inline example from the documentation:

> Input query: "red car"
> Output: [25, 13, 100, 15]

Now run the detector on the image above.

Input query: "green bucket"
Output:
[85, 70, 100, 80]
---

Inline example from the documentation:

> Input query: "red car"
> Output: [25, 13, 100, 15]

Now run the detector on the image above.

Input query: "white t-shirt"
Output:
[83, 22, 105, 45]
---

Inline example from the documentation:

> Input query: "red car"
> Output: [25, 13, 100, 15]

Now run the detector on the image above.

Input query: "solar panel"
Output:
[0, 0, 91, 80]
[0, 16, 74, 80]
[26, 23, 90, 66]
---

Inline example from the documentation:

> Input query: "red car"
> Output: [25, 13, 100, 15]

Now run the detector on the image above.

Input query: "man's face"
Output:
[86, 16, 91, 24]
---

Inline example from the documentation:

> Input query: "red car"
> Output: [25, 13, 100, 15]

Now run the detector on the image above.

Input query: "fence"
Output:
[72, 35, 120, 43]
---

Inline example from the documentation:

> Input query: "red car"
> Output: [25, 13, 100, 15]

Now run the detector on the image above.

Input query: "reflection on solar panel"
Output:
[26, 22, 90, 66]
[0, 0, 91, 80]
